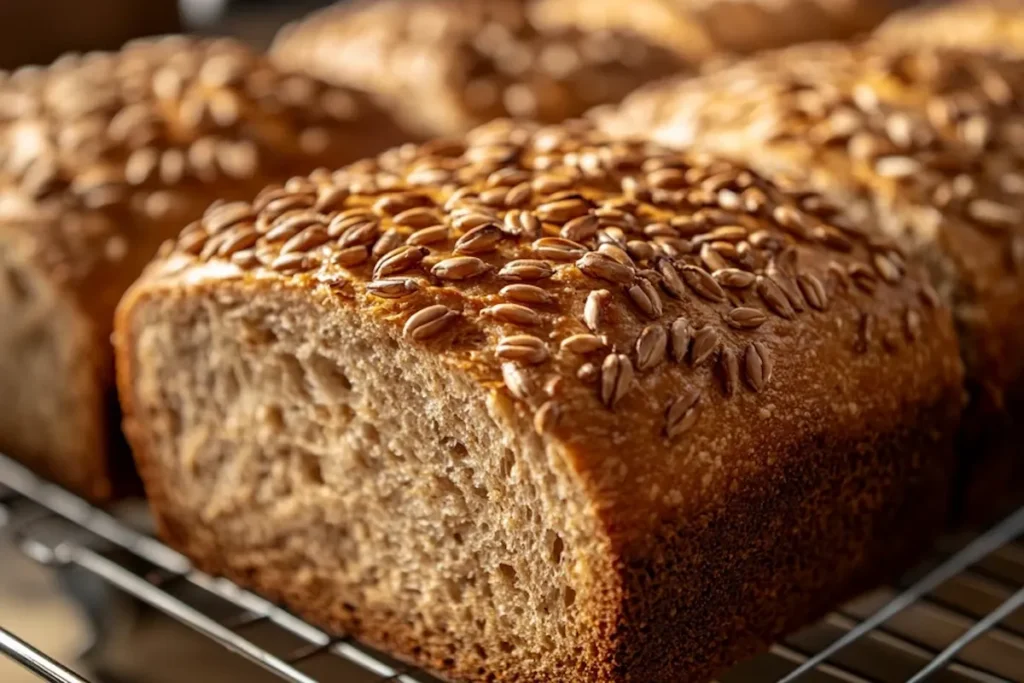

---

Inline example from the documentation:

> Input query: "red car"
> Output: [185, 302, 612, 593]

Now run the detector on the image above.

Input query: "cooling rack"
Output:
[2, 452, 1024, 683]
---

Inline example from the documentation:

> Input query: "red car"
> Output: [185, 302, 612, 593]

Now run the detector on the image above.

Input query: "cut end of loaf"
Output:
[119, 279, 618, 682]
[0, 232, 109, 499]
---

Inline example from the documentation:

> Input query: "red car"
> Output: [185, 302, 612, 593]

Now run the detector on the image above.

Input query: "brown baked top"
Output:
[599, 43, 1024, 397]
[874, 0, 1024, 54]
[0, 35, 406, 291]
[269, 0, 687, 138]
[531, 0, 899, 56]
[138, 119, 960, 541]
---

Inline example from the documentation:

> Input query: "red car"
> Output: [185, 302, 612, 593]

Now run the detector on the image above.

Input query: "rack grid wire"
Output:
[3, 451, 1024, 683]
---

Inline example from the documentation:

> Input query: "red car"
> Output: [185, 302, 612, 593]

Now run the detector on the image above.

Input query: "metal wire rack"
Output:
[3, 451, 1024, 683]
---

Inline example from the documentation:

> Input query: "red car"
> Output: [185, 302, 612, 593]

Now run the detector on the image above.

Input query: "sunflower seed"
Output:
[500, 284, 553, 305]
[681, 265, 727, 302]
[367, 277, 422, 298]
[791, 273, 825, 311]
[757, 276, 795, 319]
[689, 325, 719, 366]
[406, 225, 450, 246]
[405, 304, 458, 340]
[597, 244, 634, 267]
[270, 252, 313, 273]
[337, 220, 380, 247]
[330, 245, 368, 267]
[503, 210, 541, 237]
[393, 207, 441, 229]
[496, 335, 550, 365]
[453, 222, 503, 254]
[502, 362, 534, 400]
[505, 181, 532, 207]
[628, 278, 663, 318]
[744, 342, 772, 392]
[217, 226, 259, 257]
[374, 245, 428, 278]
[534, 401, 560, 435]
[499, 259, 553, 281]
[665, 389, 701, 439]
[873, 253, 902, 283]
[536, 198, 590, 223]
[655, 259, 687, 299]
[670, 318, 692, 362]
[281, 225, 330, 255]
[713, 268, 756, 289]
[483, 303, 541, 326]
[584, 289, 611, 332]
[561, 215, 599, 242]
[534, 237, 588, 261]
[626, 240, 656, 262]
[848, 263, 878, 294]
[577, 252, 636, 285]
[636, 324, 668, 371]
[432, 256, 489, 280]
[727, 307, 768, 329]
[600, 354, 634, 408]
[204, 202, 256, 233]
[561, 334, 605, 354]
[718, 347, 739, 397]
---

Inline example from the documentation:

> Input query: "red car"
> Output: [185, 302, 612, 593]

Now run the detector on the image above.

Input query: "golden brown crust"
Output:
[119, 119, 963, 680]
[599, 43, 1024, 520]
[269, 0, 688, 138]
[0, 36, 410, 499]
[874, 0, 1024, 54]
[531, 0, 900, 56]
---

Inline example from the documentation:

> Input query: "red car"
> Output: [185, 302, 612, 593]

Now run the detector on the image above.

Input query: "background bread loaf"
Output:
[115, 120, 962, 682]
[532, 0, 907, 56]
[0, 35, 410, 500]
[269, 0, 688, 138]
[598, 43, 1024, 520]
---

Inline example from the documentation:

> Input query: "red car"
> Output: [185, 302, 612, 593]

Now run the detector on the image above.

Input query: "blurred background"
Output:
[0, 0, 332, 68]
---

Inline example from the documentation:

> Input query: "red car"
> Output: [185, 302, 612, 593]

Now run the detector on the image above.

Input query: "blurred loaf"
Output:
[0, 36, 409, 500]
[115, 119, 961, 682]
[269, 0, 688, 138]
[599, 43, 1024, 520]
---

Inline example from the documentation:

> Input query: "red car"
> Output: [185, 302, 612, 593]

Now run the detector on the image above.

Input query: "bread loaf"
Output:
[599, 44, 1024, 520]
[269, 0, 687, 138]
[0, 36, 410, 500]
[531, 0, 903, 56]
[115, 120, 962, 682]
[874, 0, 1024, 54]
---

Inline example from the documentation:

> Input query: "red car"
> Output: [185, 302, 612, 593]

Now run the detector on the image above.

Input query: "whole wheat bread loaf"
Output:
[598, 43, 1024, 521]
[115, 120, 963, 682]
[0, 36, 410, 500]
[269, 0, 688, 139]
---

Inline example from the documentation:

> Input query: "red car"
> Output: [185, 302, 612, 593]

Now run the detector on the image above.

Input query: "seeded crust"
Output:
[0, 36, 409, 500]
[116, 120, 962, 681]
[598, 43, 1024, 521]
[874, 0, 1024, 54]
[268, 0, 688, 139]
[530, 0, 902, 56]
